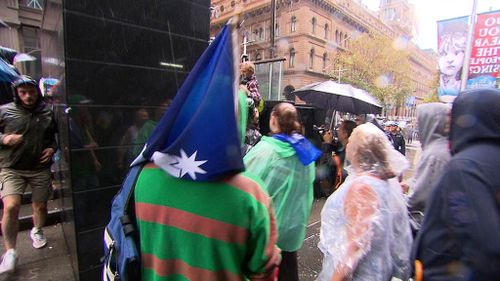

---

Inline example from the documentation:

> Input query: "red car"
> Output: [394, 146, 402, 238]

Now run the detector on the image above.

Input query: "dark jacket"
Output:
[0, 101, 57, 170]
[412, 89, 500, 281]
[388, 131, 406, 155]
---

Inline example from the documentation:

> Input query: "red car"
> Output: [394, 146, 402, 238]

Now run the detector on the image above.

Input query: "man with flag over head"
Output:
[129, 20, 280, 281]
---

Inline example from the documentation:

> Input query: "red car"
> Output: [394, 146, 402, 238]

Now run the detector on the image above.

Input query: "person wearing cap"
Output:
[387, 121, 406, 155]
[0, 76, 57, 275]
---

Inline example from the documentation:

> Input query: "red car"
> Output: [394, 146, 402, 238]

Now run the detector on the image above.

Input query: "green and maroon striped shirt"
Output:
[135, 163, 280, 281]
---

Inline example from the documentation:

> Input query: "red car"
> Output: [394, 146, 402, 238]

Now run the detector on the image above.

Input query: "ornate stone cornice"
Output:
[235, 0, 367, 33]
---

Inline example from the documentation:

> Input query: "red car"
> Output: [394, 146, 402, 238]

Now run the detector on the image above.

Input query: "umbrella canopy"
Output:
[0, 58, 20, 83]
[294, 80, 382, 114]
[13, 53, 36, 63]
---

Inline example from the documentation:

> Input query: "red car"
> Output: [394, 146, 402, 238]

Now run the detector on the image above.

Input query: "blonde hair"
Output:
[240, 61, 255, 76]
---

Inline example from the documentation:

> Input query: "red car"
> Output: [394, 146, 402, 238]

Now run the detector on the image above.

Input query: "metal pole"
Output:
[329, 110, 336, 131]
[243, 34, 248, 60]
[460, 0, 479, 91]
[268, 63, 273, 100]
[270, 0, 277, 58]
[278, 61, 282, 100]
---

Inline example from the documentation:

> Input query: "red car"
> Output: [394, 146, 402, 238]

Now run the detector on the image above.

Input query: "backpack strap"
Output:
[121, 164, 143, 237]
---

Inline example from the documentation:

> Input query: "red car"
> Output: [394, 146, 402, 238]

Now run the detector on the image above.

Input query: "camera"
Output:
[313, 125, 326, 136]
[314, 125, 340, 144]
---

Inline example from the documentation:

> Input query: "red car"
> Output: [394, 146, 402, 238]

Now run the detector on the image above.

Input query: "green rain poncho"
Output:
[244, 136, 315, 251]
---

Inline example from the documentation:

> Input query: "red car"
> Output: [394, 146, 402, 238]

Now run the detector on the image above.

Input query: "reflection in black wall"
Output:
[60, 0, 210, 279]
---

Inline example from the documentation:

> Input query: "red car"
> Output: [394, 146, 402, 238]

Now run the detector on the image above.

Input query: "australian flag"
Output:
[131, 23, 243, 181]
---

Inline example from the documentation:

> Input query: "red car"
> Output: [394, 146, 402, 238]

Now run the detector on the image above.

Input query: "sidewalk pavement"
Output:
[0, 224, 75, 281]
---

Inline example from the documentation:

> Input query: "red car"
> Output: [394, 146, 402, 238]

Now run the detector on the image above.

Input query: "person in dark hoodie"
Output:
[0, 76, 57, 275]
[402, 103, 451, 230]
[412, 88, 500, 281]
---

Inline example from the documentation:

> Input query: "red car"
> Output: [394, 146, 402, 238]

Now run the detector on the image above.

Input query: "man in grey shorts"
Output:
[0, 76, 57, 274]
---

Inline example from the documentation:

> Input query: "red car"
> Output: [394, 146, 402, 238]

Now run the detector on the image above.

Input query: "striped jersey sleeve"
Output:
[134, 163, 280, 281]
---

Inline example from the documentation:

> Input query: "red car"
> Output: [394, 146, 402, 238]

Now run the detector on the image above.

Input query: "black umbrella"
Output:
[293, 80, 382, 115]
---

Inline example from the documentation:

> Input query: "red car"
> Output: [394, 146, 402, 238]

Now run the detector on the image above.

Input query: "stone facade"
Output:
[211, 0, 438, 118]
[0, 0, 44, 79]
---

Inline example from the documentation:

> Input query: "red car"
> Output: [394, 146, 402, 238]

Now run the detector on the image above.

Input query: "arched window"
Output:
[291, 16, 297, 32]
[289, 48, 295, 68]
[220, 5, 224, 12]
[335, 29, 339, 43]
[255, 50, 262, 61]
[309, 48, 315, 69]
[344, 33, 348, 47]
[311, 17, 316, 34]
[339, 31, 343, 45]
[323, 52, 328, 69]
[259, 27, 263, 40]
[324, 24, 329, 39]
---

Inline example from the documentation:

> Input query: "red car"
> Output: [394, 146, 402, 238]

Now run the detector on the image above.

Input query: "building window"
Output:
[21, 26, 41, 79]
[21, 0, 44, 10]
[259, 27, 263, 40]
[220, 5, 224, 12]
[311, 17, 316, 34]
[291, 16, 297, 32]
[344, 33, 349, 47]
[255, 51, 262, 61]
[309, 48, 315, 69]
[339, 31, 343, 45]
[276, 23, 280, 36]
[324, 24, 329, 39]
[335, 30, 339, 43]
[231, 1, 235, 7]
[323, 52, 328, 69]
[289, 48, 295, 68]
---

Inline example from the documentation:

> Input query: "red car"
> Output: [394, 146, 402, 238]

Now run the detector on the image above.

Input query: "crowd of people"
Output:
[0, 36, 498, 280]
[122, 50, 499, 281]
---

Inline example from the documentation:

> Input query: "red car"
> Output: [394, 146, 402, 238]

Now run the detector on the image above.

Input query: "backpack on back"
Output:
[102, 164, 143, 281]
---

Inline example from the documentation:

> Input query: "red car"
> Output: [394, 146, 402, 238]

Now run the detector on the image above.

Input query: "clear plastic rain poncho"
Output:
[317, 123, 413, 281]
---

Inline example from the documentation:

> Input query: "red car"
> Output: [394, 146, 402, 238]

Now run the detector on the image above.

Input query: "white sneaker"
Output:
[0, 249, 18, 275]
[30, 227, 47, 249]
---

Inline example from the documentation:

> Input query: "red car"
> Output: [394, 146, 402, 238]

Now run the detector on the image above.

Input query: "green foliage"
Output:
[422, 72, 440, 103]
[330, 33, 414, 112]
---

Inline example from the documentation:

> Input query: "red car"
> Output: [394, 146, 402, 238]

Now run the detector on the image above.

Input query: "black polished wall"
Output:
[61, 0, 210, 279]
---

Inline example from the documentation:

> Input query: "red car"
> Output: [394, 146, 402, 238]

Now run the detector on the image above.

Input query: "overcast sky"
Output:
[362, 0, 500, 50]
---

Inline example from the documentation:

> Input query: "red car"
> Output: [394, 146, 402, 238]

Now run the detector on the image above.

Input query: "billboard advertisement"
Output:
[467, 11, 500, 89]
[437, 16, 469, 103]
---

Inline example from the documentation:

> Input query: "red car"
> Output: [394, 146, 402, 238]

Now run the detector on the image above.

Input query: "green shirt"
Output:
[135, 163, 280, 281]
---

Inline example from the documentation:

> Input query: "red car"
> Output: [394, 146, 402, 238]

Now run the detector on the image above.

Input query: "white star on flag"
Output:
[173, 149, 207, 180]
[151, 151, 181, 177]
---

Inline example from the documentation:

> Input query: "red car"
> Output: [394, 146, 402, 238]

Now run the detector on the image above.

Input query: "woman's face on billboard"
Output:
[439, 46, 464, 77]
[438, 35, 466, 77]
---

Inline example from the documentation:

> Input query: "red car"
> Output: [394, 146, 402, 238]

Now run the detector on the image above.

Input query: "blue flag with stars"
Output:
[131, 23, 243, 181]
